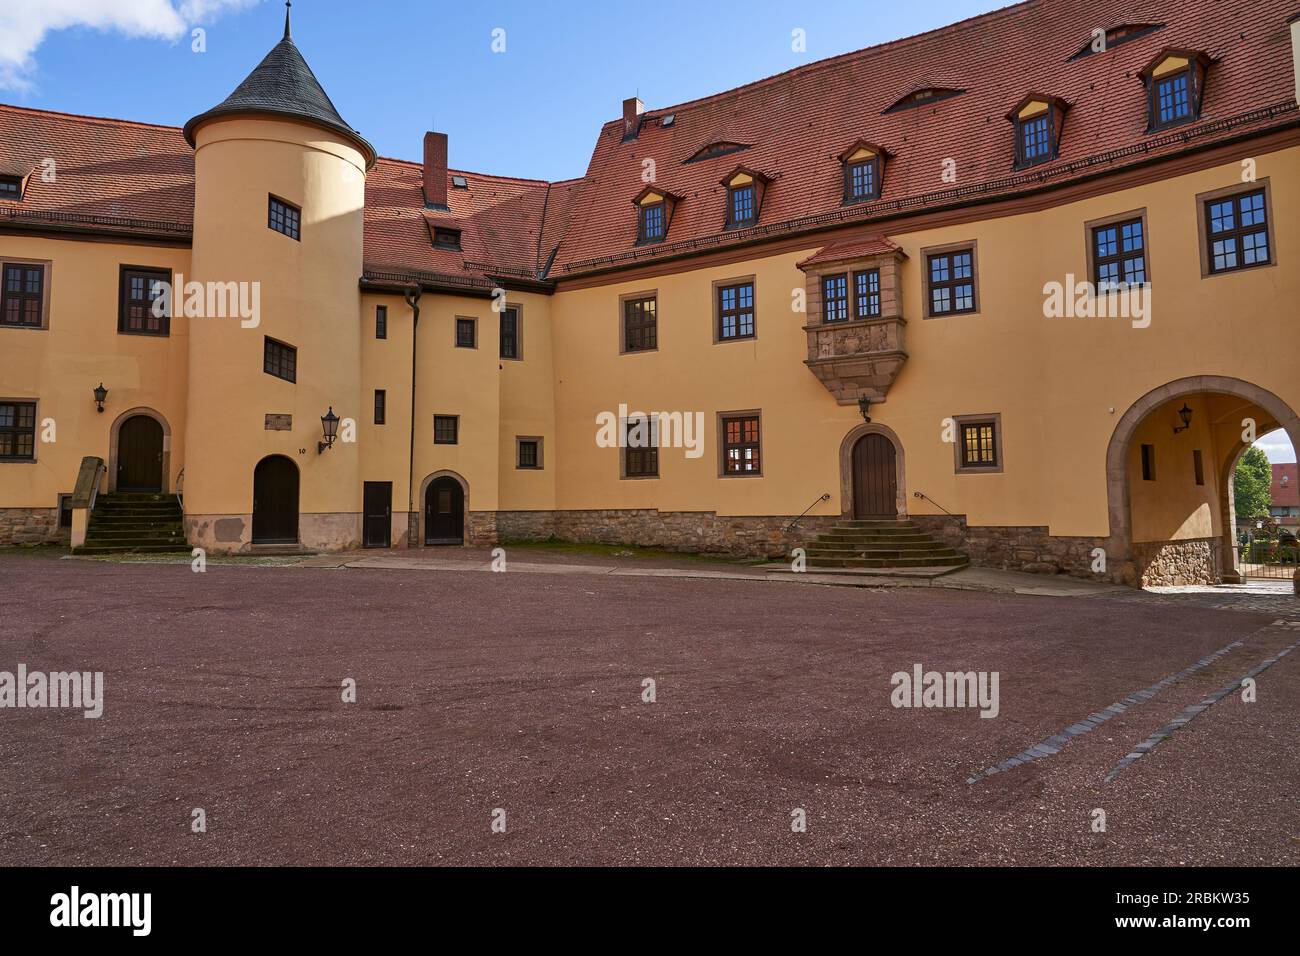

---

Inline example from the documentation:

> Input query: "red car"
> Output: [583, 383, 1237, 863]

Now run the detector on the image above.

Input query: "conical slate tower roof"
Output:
[183, 7, 375, 167]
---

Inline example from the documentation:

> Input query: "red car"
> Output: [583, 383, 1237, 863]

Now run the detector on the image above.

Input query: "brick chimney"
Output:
[423, 131, 448, 210]
[622, 97, 645, 141]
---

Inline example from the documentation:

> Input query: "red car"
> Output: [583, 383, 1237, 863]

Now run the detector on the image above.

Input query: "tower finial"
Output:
[284, 1, 292, 40]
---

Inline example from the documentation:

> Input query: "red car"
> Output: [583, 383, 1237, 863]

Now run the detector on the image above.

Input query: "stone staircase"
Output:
[804, 519, 968, 571]
[72, 492, 189, 555]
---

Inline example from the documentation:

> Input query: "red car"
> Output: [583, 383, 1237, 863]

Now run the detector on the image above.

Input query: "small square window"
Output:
[925, 247, 978, 317]
[1, 262, 47, 328]
[0, 401, 37, 460]
[268, 196, 301, 241]
[118, 267, 171, 336]
[374, 389, 386, 425]
[456, 317, 477, 348]
[0, 176, 22, 201]
[517, 438, 542, 470]
[1091, 217, 1147, 290]
[952, 414, 1003, 473]
[1203, 187, 1272, 275]
[434, 415, 458, 445]
[720, 413, 761, 476]
[263, 337, 297, 383]
[375, 305, 387, 339]
[716, 280, 755, 341]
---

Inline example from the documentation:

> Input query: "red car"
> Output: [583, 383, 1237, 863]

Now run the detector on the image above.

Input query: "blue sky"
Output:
[3, 0, 1011, 179]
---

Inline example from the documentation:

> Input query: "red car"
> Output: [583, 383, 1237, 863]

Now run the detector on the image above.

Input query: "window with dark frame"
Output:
[118, 267, 170, 335]
[1205, 188, 1271, 274]
[263, 337, 296, 383]
[717, 281, 755, 340]
[721, 414, 761, 475]
[822, 274, 849, 323]
[517, 439, 540, 470]
[0, 401, 36, 461]
[268, 195, 301, 240]
[1152, 70, 1192, 128]
[375, 305, 387, 339]
[456, 317, 477, 348]
[854, 269, 881, 319]
[0, 176, 21, 200]
[1, 263, 45, 328]
[623, 295, 658, 352]
[927, 249, 976, 315]
[959, 421, 998, 468]
[622, 417, 658, 478]
[727, 184, 756, 227]
[1018, 113, 1053, 166]
[1193, 449, 1205, 486]
[1092, 218, 1147, 290]
[1141, 443, 1156, 481]
[500, 307, 519, 359]
[374, 389, 386, 425]
[432, 228, 462, 251]
[638, 203, 665, 243]
[844, 157, 879, 203]
[434, 415, 458, 445]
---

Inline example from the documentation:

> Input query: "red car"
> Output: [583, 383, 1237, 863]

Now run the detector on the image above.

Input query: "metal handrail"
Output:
[175, 468, 185, 510]
[912, 490, 954, 516]
[785, 493, 831, 532]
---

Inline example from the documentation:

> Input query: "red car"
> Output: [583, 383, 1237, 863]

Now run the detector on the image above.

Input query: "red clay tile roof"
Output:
[2, 0, 1298, 286]
[796, 237, 904, 268]
[1271, 463, 1299, 507]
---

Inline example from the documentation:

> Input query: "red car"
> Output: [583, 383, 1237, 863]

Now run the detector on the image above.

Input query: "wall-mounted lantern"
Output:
[1173, 403, 1193, 434]
[857, 393, 872, 424]
[318, 406, 340, 453]
[92, 383, 108, 414]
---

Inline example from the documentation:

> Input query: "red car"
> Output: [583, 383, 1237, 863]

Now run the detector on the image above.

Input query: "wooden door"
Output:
[252, 455, 299, 544]
[116, 415, 163, 491]
[852, 434, 897, 519]
[424, 477, 464, 544]
[363, 481, 392, 548]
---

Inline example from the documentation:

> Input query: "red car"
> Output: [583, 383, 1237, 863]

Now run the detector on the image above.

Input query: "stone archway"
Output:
[417, 470, 470, 546]
[1104, 376, 1300, 583]
[838, 422, 906, 519]
[107, 406, 172, 493]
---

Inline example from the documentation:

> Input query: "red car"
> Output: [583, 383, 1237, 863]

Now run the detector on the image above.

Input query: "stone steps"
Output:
[74, 493, 187, 555]
[804, 519, 967, 570]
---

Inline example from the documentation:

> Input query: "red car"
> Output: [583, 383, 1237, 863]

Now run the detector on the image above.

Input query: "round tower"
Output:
[182, 7, 374, 552]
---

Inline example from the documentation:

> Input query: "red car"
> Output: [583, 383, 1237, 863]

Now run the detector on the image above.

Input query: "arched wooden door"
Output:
[852, 434, 897, 519]
[116, 415, 164, 491]
[252, 455, 299, 544]
[424, 477, 464, 545]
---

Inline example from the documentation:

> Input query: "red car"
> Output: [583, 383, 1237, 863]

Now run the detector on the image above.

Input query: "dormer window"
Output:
[0, 176, 22, 201]
[1070, 23, 1164, 59]
[1007, 96, 1067, 168]
[685, 141, 748, 163]
[721, 166, 768, 230]
[432, 227, 462, 251]
[884, 86, 964, 114]
[632, 187, 678, 245]
[839, 141, 885, 204]
[1141, 50, 1210, 132]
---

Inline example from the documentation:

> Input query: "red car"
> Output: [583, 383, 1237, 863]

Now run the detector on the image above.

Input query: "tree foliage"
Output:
[1234, 446, 1272, 520]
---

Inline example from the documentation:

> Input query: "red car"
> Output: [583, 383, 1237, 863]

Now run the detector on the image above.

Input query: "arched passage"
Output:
[252, 455, 299, 544]
[1104, 376, 1300, 586]
[419, 470, 469, 545]
[108, 407, 171, 492]
[839, 423, 906, 519]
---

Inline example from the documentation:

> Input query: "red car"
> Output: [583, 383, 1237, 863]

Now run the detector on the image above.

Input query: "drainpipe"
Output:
[403, 285, 422, 545]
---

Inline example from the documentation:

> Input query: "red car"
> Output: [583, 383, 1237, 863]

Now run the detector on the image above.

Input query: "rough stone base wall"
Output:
[467, 511, 500, 547]
[911, 515, 1123, 582]
[0, 508, 62, 546]
[1134, 537, 1219, 587]
[496, 509, 840, 558]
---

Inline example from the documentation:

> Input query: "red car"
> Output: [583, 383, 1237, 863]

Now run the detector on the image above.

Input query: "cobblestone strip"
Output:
[966, 639, 1246, 784]
[1103, 632, 1300, 783]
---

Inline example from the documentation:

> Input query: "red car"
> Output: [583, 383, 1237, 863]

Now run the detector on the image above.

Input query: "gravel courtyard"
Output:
[1, 550, 1296, 866]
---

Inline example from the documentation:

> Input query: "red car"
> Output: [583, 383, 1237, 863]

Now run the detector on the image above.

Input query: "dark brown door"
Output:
[363, 481, 392, 548]
[116, 415, 163, 491]
[424, 477, 464, 544]
[252, 455, 299, 544]
[852, 434, 897, 519]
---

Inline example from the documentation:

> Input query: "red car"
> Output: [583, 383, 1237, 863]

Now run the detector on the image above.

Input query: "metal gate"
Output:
[1238, 528, 1299, 580]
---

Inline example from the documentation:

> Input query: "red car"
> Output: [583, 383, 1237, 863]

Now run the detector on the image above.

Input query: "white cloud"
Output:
[1254, 430, 1297, 464]
[0, 0, 261, 91]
